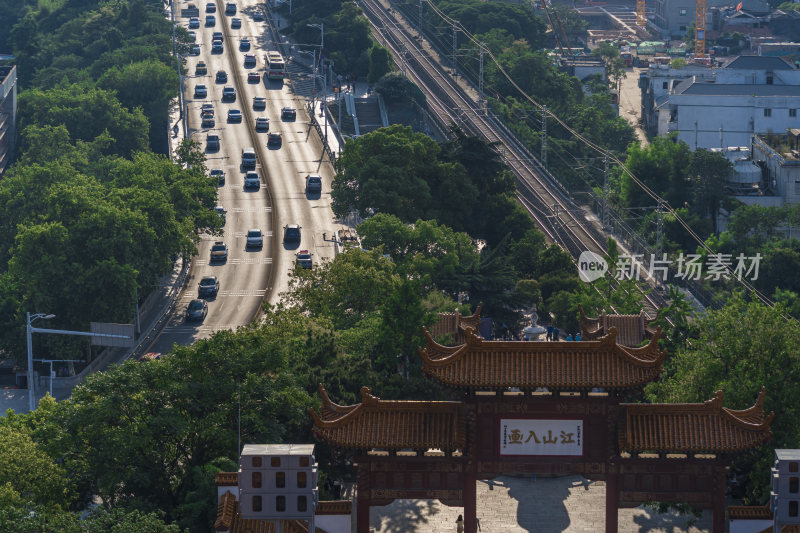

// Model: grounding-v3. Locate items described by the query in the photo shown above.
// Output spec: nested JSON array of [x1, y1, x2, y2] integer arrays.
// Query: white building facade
[[652, 56, 800, 150]]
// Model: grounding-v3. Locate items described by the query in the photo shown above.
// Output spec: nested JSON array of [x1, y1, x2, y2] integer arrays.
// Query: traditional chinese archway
[[310, 314, 773, 533]]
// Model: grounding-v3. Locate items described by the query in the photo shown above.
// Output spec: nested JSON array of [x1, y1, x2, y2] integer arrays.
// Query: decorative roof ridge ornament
[[598, 326, 618, 347], [418, 327, 467, 365], [723, 386, 775, 430], [616, 327, 668, 366], [464, 327, 482, 347], [360, 386, 379, 406]]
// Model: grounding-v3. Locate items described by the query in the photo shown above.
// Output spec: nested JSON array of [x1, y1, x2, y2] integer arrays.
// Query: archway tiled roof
[[579, 304, 659, 347], [619, 388, 774, 453], [310, 384, 466, 452], [418, 326, 666, 390]]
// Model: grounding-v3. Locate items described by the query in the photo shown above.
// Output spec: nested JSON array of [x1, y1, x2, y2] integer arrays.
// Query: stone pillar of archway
[[356, 463, 371, 533], [712, 466, 726, 533], [464, 470, 477, 533], [605, 470, 619, 532]]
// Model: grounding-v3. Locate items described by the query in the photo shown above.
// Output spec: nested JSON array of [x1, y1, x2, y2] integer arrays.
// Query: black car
[[283, 224, 301, 243], [216, 70, 227, 83], [186, 299, 208, 321], [281, 107, 296, 120], [222, 86, 236, 102], [305, 175, 322, 194], [225, 2, 237, 15], [198, 275, 220, 297], [239, 38, 251, 51], [206, 134, 220, 151]]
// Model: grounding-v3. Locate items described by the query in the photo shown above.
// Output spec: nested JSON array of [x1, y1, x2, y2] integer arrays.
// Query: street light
[[26, 312, 55, 412], [307, 23, 324, 87]]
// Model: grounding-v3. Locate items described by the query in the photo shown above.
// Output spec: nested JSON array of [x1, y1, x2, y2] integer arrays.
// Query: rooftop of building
[[775, 449, 800, 460], [721, 55, 796, 70], [673, 79, 800, 96], [0, 65, 14, 82], [241, 444, 315, 456], [756, 130, 800, 160]]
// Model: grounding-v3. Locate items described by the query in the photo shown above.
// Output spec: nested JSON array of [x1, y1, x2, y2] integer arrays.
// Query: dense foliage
[[0, 0, 217, 365]]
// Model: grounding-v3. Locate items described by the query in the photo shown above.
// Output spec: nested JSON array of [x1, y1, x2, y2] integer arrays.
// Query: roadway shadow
[[370, 499, 439, 533]]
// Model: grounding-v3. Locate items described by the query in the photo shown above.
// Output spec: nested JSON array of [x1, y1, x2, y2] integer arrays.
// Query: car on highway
[[190, 44, 201, 55], [247, 72, 261, 83], [188, 30, 197, 41], [253, 10, 265, 21], [295, 250, 313, 269], [222, 86, 236, 102], [240, 37, 251, 51], [281, 107, 296, 120], [243, 54, 256, 68], [195, 61, 207, 75], [267, 132, 282, 147], [198, 275, 220, 297], [189, 17, 200, 28], [283, 224, 301, 243], [201, 102, 214, 116], [215, 205, 226, 224], [212, 41, 223, 53], [305, 175, 322, 194], [186, 299, 208, 321], [231, 17, 241, 28], [255, 117, 269, 131], [227, 109, 242, 123], [210, 168, 225, 185], [216, 70, 227, 83], [244, 171, 261, 190], [246, 229, 263, 249], [205, 15, 215, 26], [210, 242, 228, 262], [225, 2, 237, 15], [194, 84, 207, 98], [212, 31, 224, 41], [241, 146, 256, 169], [206, 134, 220, 151], [201, 114, 215, 128], [205, 2, 215, 12], [253, 96, 266, 110]]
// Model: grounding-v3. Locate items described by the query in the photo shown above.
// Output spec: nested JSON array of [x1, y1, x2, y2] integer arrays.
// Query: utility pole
[[603, 152, 611, 231], [655, 198, 664, 267], [541, 106, 548, 170], [451, 22, 458, 71], [478, 43, 485, 100]]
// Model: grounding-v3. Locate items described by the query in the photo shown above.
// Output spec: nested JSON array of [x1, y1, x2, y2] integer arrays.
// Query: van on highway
[[241, 147, 257, 169]]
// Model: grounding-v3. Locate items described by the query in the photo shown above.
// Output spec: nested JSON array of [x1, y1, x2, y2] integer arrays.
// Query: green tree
[[688, 148, 731, 232], [367, 44, 392, 83], [645, 296, 800, 504]]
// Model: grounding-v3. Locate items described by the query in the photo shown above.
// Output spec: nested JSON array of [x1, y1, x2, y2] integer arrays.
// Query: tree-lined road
[[150, 0, 341, 354]]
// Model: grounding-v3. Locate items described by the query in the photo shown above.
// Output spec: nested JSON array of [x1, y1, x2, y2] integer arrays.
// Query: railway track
[[357, 0, 667, 315]]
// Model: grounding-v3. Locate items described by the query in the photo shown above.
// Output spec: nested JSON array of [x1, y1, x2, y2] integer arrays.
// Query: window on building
[[791, 109, 798, 118], [298, 495, 308, 512], [679, 8, 687, 15], [662, 81, 669, 90], [252, 472, 262, 489], [300, 456, 310, 467], [297, 471, 307, 488], [276, 495, 286, 512], [276, 471, 285, 488], [679, 25, 687, 31], [790, 477, 799, 493], [271, 457, 281, 467], [253, 495, 263, 512], [252, 456, 262, 467], [764, 108, 772, 117], [790, 501, 799, 517], [766, 73, 774, 85], [791, 462, 799, 472]]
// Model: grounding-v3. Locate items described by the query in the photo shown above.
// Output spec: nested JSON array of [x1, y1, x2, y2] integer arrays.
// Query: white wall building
[[652, 56, 800, 150]]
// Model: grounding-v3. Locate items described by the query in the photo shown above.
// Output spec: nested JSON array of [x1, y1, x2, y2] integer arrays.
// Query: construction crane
[[542, 4, 573, 57], [636, 0, 646, 27], [695, 0, 707, 58]]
